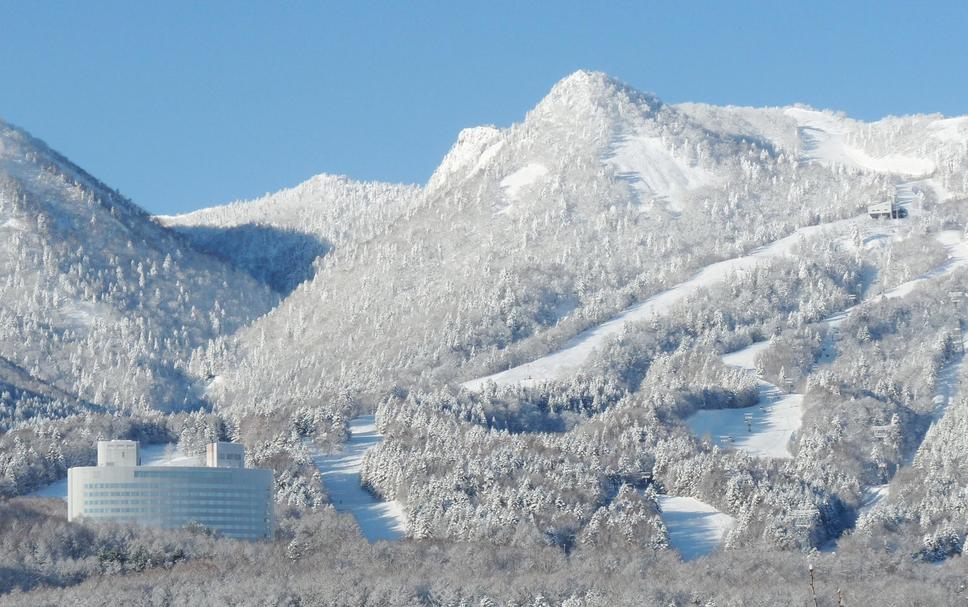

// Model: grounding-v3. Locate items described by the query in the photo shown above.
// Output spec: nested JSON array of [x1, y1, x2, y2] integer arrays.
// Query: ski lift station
[[868, 200, 907, 219], [67, 440, 274, 540]]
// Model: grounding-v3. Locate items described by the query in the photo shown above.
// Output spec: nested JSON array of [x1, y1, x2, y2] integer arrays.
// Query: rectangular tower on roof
[[206, 441, 245, 468], [97, 440, 140, 467]]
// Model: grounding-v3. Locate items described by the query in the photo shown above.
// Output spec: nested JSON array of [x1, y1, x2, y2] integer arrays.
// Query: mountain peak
[[426, 125, 503, 191], [532, 70, 662, 122]]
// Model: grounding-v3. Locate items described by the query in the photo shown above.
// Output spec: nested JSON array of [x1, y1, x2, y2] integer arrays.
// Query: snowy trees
[[4, 74, 968, 602]]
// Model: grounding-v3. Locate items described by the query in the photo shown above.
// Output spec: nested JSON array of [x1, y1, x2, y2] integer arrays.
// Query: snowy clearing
[[1, 217, 26, 231], [500, 163, 548, 200], [309, 415, 406, 542], [58, 301, 106, 330], [929, 332, 967, 426], [657, 495, 734, 560], [858, 484, 891, 517], [853, 335, 966, 525], [605, 130, 713, 213], [686, 341, 803, 459], [464, 214, 864, 390], [929, 117, 968, 143], [786, 108, 935, 176], [693, 225, 968, 461]]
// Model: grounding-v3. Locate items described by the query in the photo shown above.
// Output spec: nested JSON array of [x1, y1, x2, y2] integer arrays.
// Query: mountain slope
[[192, 70, 967, 419], [160, 174, 420, 294], [0, 119, 278, 415]]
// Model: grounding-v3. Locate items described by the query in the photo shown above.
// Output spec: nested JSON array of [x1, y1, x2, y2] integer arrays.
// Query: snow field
[[500, 163, 548, 200], [605, 130, 713, 213], [785, 107, 935, 177], [657, 495, 735, 560]]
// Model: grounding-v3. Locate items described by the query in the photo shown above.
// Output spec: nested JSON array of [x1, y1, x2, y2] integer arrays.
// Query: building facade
[[68, 440, 274, 540]]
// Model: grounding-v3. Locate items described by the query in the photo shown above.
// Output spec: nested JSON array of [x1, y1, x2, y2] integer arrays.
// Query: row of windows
[[82, 509, 268, 525], [134, 470, 266, 480], [83, 489, 267, 499], [84, 500, 269, 512], [82, 509, 268, 522], [82, 500, 266, 514], [82, 512, 268, 537], [83, 481, 263, 490]]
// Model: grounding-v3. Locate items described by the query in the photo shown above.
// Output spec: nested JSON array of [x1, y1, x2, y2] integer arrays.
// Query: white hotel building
[[68, 440, 274, 540]]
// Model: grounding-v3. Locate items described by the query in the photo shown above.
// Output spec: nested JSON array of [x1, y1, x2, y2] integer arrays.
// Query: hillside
[[4, 71, 968, 604], [190, 71, 966, 418], [0, 119, 278, 420], [159, 174, 420, 294]]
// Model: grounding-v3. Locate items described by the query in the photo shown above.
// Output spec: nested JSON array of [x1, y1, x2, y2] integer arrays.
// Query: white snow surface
[[929, 117, 968, 143], [606, 130, 713, 212], [785, 107, 935, 176], [682, 209, 968, 460], [464, 214, 863, 391], [500, 163, 548, 200], [858, 484, 891, 517], [310, 415, 406, 542], [427, 126, 503, 192], [26, 443, 201, 500], [928, 331, 967, 424], [58, 301, 107, 330], [686, 341, 804, 459], [657, 495, 734, 560], [1, 217, 26, 231]]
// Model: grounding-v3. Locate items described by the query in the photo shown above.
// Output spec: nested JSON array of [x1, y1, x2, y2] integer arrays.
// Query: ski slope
[[686, 342, 804, 458], [658, 495, 734, 560], [786, 108, 935, 177], [464, 214, 864, 391], [682, 217, 968, 460], [310, 415, 407, 542], [929, 331, 967, 425], [905, 325, 968, 467], [605, 129, 713, 213], [824, 229, 968, 329]]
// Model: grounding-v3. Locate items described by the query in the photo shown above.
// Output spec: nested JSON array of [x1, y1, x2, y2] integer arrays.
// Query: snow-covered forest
[[3, 71, 968, 605]]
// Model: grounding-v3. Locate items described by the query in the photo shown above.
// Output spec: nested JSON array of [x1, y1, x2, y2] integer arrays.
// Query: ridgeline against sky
[[2, 0, 967, 214]]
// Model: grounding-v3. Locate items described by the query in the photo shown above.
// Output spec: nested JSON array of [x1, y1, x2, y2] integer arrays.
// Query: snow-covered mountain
[[0, 119, 277, 420], [182, 71, 965, 419], [4, 71, 968, 602], [159, 174, 420, 294]]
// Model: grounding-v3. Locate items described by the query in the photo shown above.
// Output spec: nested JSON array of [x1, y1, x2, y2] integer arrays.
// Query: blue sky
[[3, 1, 966, 215]]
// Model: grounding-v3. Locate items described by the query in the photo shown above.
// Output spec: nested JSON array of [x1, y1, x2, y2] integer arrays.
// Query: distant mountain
[[0, 119, 278, 415], [159, 174, 420, 294], [4, 71, 968, 601], [188, 71, 967, 417]]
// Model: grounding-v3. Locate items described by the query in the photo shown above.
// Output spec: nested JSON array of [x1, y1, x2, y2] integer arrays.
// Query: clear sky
[[3, 1, 967, 215]]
